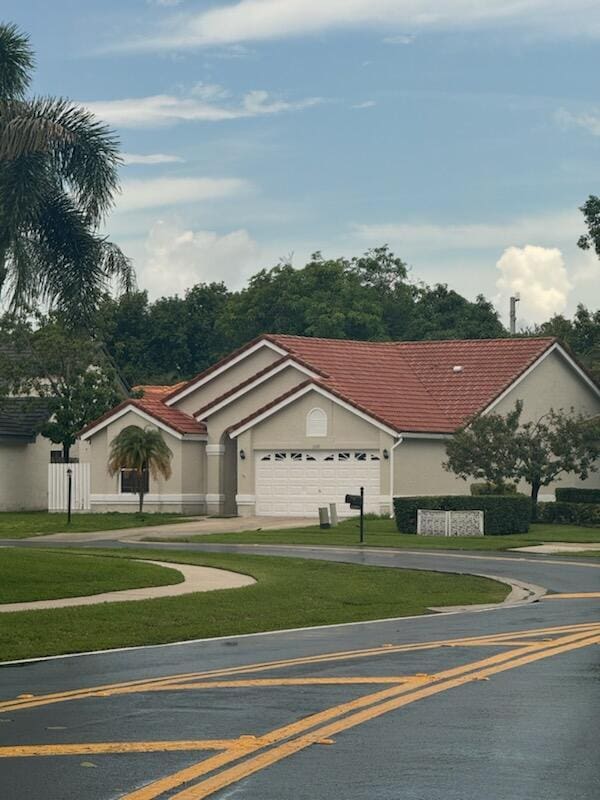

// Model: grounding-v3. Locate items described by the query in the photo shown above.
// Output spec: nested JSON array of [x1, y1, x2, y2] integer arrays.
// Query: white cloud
[[116, 176, 249, 212], [555, 107, 600, 136], [141, 220, 260, 296], [354, 210, 582, 251], [120, 0, 600, 51], [122, 152, 184, 165], [84, 90, 323, 128], [352, 100, 376, 109], [495, 245, 572, 323]]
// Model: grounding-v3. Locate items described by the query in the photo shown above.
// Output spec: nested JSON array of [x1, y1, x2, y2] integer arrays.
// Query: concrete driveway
[[30, 516, 313, 544]]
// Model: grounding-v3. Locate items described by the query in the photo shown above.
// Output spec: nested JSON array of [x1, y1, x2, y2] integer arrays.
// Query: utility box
[[319, 506, 331, 529]]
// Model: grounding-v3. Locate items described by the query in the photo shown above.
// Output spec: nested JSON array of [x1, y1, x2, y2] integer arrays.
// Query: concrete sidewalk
[[0, 559, 256, 612], [23, 516, 313, 544]]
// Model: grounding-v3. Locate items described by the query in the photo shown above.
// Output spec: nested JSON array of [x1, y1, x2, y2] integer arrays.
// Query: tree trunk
[[62, 443, 70, 463], [530, 482, 540, 521], [137, 469, 144, 513]]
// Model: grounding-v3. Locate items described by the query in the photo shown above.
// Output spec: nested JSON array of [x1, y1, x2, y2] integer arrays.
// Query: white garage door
[[255, 450, 382, 517]]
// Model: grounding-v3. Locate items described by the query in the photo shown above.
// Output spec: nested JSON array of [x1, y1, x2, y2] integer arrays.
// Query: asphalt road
[[1, 542, 599, 800]]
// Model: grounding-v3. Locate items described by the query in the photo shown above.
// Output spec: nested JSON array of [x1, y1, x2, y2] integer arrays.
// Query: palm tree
[[108, 426, 172, 513], [0, 23, 134, 323]]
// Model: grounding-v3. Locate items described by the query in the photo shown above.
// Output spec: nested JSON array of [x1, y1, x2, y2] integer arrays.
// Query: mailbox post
[[345, 486, 365, 544]]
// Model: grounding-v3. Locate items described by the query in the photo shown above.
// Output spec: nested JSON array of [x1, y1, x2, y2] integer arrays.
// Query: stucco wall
[[204, 364, 306, 444], [493, 348, 600, 495], [0, 435, 52, 511], [174, 345, 283, 415], [393, 438, 465, 497], [87, 410, 206, 513]]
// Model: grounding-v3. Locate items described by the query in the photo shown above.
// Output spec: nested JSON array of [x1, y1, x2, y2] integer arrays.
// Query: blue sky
[[7, 1, 600, 325]]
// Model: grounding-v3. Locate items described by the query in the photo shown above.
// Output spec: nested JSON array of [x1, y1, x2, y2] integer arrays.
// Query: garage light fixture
[[383, 449, 389, 460], [239, 449, 246, 460]]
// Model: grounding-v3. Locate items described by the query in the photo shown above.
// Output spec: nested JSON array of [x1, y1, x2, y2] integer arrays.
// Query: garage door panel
[[254, 450, 381, 517]]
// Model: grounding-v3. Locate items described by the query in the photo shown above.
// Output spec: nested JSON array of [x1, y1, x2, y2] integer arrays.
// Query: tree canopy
[[94, 246, 506, 386], [0, 22, 132, 323]]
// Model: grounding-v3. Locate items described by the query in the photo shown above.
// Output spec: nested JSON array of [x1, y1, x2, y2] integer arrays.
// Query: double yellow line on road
[[2, 620, 598, 715], [119, 623, 600, 800]]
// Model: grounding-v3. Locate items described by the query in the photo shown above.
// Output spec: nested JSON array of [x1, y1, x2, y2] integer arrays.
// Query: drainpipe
[[388, 436, 404, 518]]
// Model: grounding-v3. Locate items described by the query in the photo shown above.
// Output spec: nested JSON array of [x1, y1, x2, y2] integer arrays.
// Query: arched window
[[306, 407, 327, 437]]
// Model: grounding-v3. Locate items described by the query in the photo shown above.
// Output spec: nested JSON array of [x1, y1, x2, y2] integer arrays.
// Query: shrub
[[394, 495, 531, 536], [554, 487, 600, 504], [537, 501, 600, 527], [471, 482, 518, 496]]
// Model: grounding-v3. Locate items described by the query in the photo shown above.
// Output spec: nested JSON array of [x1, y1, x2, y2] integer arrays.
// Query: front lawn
[[0, 511, 189, 539], [0, 548, 508, 661], [156, 518, 600, 550], [0, 549, 182, 603]]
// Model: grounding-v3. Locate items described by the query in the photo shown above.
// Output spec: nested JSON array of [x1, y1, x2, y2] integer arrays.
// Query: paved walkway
[[33, 516, 313, 544], [0, 560, 255, 613], [512, 541, 600, 554]]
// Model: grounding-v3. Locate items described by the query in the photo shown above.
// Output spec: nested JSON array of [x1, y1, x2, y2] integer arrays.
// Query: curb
[[428, 572, 546, 614]]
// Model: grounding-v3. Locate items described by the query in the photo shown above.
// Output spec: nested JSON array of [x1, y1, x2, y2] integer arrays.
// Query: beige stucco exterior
[[87, 410, 206, 514], [79, 340, 600, 517], [0, 435, 53, 511], [174, 344, 284, 416]]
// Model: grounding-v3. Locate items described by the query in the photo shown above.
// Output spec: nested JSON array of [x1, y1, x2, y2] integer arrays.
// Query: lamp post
[[66, 467, 73, 525]]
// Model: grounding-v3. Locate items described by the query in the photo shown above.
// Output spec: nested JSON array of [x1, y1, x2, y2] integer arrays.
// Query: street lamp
[[66, 467, 73, 525]]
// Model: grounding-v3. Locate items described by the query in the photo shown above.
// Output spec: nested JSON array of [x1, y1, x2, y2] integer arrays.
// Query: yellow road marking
[[3, 621, 597, 714], [169, 629, 600, 800], [544, 592, 600, 599], [138, 677, 422, 690], [0, 741, 236, 758], [119, 626, 600, 800]]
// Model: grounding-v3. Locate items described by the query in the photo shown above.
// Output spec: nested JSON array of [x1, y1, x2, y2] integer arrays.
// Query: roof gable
[[79, 397, 206, 441]]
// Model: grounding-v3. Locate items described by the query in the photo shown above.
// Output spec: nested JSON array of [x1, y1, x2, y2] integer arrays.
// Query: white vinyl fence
[[48, 463, 91, 512]]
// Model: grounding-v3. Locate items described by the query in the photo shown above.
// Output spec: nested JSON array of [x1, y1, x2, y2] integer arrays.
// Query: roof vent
[[452, 365, 464, 373]]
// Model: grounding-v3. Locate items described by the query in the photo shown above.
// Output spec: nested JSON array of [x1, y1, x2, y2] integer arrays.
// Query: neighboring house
[[79, 335, 600, 517], [0, 398, 54, 511]]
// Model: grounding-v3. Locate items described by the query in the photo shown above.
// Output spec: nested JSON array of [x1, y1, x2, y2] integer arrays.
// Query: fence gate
[[48, 463, 91, 512]]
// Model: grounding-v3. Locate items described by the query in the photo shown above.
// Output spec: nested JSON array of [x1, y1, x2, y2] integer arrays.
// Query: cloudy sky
[[8, 0, 600, 326]]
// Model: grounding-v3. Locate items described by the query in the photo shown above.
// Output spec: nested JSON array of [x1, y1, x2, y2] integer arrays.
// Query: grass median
[[0, 511, 189, 539], [154, 518, 600, 550], [0, 549, 182, 603], [0, 547, 508, 662]]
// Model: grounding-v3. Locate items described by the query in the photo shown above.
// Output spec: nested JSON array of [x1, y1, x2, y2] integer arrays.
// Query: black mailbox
[[345, 494, 363, 510]]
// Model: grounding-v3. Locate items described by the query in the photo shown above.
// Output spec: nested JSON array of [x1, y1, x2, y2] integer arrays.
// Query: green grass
[[0, 549, 183, 603], [0, 548, 508, 661], [157, 518, 600, 550], [0, 511, 189, 539]]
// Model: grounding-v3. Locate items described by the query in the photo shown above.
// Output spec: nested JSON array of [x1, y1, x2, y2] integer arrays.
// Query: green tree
[[577, 194, 600, 260], [444, 401, 600, 516], [0, 315, 121, 461], [515, 408, 600, 513], [443, 402, 523, 492], [108, 426, 172, 512], [0, 23, 133, 322]]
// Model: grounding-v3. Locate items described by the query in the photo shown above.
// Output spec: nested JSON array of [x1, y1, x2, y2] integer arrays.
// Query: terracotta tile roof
[[260, 334, 559, 433], [133, 382, 187, 399], [79, 397, 206, 438]]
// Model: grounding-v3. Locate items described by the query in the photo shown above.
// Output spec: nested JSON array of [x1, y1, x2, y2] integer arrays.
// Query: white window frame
[[306, 407, 328, 437]]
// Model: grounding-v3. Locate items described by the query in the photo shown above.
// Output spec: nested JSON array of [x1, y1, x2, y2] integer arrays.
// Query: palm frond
[[0, 97, 120, 222], [0, 23, 34, 100]]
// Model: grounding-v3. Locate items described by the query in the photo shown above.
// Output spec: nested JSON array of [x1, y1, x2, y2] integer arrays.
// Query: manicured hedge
[[537, 501, 600, 527], [471, 482, 517, 496], [555, 487, 600, 504], [394, 495, 531, 535]]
